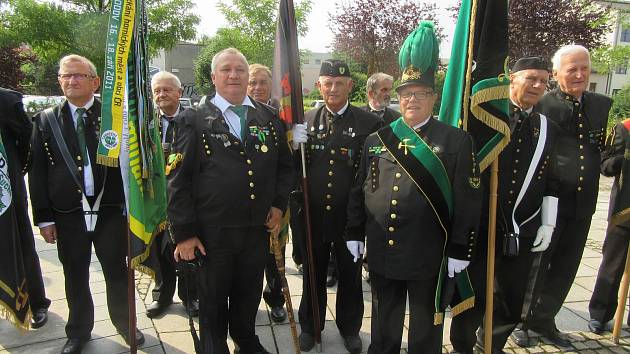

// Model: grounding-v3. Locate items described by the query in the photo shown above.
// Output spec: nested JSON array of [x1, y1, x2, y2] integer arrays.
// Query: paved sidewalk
[[2, 176, 630, 353]]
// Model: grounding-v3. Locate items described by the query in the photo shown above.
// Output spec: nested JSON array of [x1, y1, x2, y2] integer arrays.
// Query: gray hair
[[366, 72, 394, 93], [551, 45, 591, 70], [211, 48, 249, 73], [249, 63, 272, 79], [58, 54, 98, 77], [151, 71, 182, 89]]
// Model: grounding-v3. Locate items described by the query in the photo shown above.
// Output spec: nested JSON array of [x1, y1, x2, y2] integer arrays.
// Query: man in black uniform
[[29, 54, 143, 354], [290, 59, 382, 353], [346, 22, 480, 353], [361, 72, 400, 125], [515, 45, 613, 347], [0, 88, 51, 329], [588, 119, 628, 334], [167, 48, 295, 354], [145, 71, 198, 318]]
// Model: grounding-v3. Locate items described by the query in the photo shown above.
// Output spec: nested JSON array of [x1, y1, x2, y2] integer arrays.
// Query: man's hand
[[39, 225, 57, 244], [174, 237, 206, 261], [346, 240, 364, 262], [447, 257, 470, 278], [291, 123, 308, 150], [265, 207, 283, 234], [531, 225, 554, 252]]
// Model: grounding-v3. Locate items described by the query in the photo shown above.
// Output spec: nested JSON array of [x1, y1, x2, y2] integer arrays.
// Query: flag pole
[[284, 0, 322, 349], [127, 226, 137, 353], [484, 159, 498, 353], [270, 229, 301, 354], [612, 243, 630, 343]]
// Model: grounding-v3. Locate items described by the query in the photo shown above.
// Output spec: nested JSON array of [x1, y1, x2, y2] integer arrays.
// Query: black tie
[[510, 109, 527, 133], [371, 109, 385, 118], [75, 108, 88, 166], [164, 116, 175, 144]]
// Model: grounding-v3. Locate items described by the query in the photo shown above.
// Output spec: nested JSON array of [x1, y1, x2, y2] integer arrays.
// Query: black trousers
[[151, 230, 197, 304], [589, 224, 630, 324], [198, 226, 268, 354], [525, 216, 592, 331], [298, 237, 363, 336], [368, 272, 442, 354], [55, 207, 129, 339], [263, 246, 286, 308]]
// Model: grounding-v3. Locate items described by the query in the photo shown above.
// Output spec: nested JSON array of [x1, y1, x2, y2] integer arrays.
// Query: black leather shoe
[[185, 300, 199, 317], [510, 328, 538, 347], [299, 332, 315, 352], [270, 306, 287, 323], [61, 337, 87, 354], [588, 319, 605, 334], [326, 274, 337, 287], [342, 334, 362, 354], [31, 308, 48, 329], [533, 326, 570, 347], [146, 300, 170, 318], [119, 328, 145, 346]]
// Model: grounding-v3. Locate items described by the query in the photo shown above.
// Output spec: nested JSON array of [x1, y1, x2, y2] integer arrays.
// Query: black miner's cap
[[319, 59, 351, 77], [512, 56, 551, 73]]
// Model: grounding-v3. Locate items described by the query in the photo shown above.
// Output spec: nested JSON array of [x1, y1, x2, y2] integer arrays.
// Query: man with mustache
[[361, 72, 400, 125]]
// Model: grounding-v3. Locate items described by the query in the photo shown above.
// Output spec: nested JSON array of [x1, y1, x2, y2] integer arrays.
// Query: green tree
[[194, 0, 312, 94], [610, 84, 630, 123]]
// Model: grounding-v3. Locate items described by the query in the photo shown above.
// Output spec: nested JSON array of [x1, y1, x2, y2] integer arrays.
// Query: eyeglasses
[[58, 73, 94, 81], [399, 91, 434, 101]]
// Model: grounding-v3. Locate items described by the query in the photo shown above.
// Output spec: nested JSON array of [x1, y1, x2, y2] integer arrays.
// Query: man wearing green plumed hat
[[345, 21, 481, 353]]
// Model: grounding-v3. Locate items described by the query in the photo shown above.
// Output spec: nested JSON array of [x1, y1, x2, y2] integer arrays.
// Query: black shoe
[[588, 319, 605, 334], [326, 275, 337, 287], [270, 306, 287, 323], [31, 308, 48, 329], [511, 328, 538, 347], [146, 300, 170, 318], [185, 300, 199, 317], [299, 332, 315, 352], [61, 337, 87, 354], [119, 328, 145, 346], [532, 326, 570, 347], [342, 334, 362, 354]]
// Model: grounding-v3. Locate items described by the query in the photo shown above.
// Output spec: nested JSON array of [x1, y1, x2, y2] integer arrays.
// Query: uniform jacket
[[495, 107, 560, 238], [302, 104, 383, 242], [167, 98, 295, 242], [360, 105, 401, 125], [346, 118, 481, 280], [536, 88, 612, 218], [601, 121, 629, 226], [29, 99, 125, 224]]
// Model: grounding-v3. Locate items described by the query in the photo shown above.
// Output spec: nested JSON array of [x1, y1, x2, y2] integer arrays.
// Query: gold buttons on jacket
[[388, 239, 394, 246], [391, 200, 398, 206], [250, 194, 256, 200], [247, 159, 252, 164], [395, 172, 401, 178], [327, 182, 332, 188], [326, 205, 332, 211], [393, 186, 399, 192], [329, 159, 334, 165], [249, 182, 255, 187], [326, 194, 332, 199], [328, 171, 333, 176], [248, 170, 253, 176], [390, 214, 397, 219], [388, 226, 395, 232]]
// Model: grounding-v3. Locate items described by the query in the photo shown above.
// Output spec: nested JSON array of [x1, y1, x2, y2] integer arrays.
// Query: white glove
[[447, 257, 470, 278], [346, 241, 365, 263], [531, 196, 558, 252], [291, 123, 308, 149]]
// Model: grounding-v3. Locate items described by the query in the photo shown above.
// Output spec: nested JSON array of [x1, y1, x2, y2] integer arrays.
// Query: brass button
[[391, 200, 398, 206], [330, 149, 335, 154], [77, 155, 82, 161], [513, 169, 517, 174], [512, 180, 516, 184], [329, 159, 334, 165], [205, 145, 209, 149], [249, 182, 254, 187], [395, 172, 402, 178], [240, 151, 245, 155], [509, 190, 514, 194], [579, 177, 584, 181], [577, 187, 582, 191], [516, 148, 520, 153], [78, 166, 83, 171], [393, 186, 399, 192], [234, 141, 240, 146], [579, 124, 583, 128], [328, 171, 333, 176], [388, 239, 394, 246], [248, 170, 254, 176], [579, 134, 583, 139], [390, 214, 397, 219], [580, 166, 585, 170], [515, 160, 519, 164], [579, 145, 583, 149], [326, 194, 332, 199], [327, 182, 333, 188], [388, 226, 395, 232], [580, 155, 584, 160], [250, 194, 256, 200], [326, 205, 332, 211], [247, 159, 252, 164], [77, 189, 81, 194]]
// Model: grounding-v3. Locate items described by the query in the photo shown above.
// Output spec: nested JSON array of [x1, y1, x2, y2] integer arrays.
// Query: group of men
[[0, 17, 623, 354]]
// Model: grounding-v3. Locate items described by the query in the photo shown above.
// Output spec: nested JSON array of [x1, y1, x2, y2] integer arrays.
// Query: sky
[[193, 0, 460, 55]]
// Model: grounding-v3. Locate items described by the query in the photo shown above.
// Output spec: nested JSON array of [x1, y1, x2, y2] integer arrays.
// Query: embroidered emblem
[[100, 130, 119, 150], [165, 153, 183, 176], [397, 138, 415, 155], [432, 146, 441, 153], [469, 176, 481, 189]]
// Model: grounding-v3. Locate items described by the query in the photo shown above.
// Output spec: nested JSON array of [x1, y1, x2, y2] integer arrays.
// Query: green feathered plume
[[397, 21, 439, 89]]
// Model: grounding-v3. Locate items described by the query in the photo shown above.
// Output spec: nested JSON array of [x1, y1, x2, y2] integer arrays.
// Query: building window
[[589, 82, 597, 92], [315, 59, 321, 64], [621, 27, 630, 42], [616, 62, 628, 75]]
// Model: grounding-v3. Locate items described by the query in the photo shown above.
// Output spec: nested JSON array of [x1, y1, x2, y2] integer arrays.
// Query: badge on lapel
[[165, 153, 183, 176]]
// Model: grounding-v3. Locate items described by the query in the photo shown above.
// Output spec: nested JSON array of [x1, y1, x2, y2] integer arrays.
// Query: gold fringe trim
[[434, 312, 444, 325], [96, 155, 119, 167], [129, 220, 167, 280], [451, 296, 475, 317], [470, 85, 511, 172], [0, 299, 31, 332]]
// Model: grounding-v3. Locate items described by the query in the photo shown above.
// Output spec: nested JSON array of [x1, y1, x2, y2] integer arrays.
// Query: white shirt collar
[[368, 102, 384, 112], [510, 100, 534, 115], [212, 93, 256, 114], [160, 105, 181, 119], [412, 116, 432, 130], [326, 101, 349, 116], [68, 96, 95, 119]]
